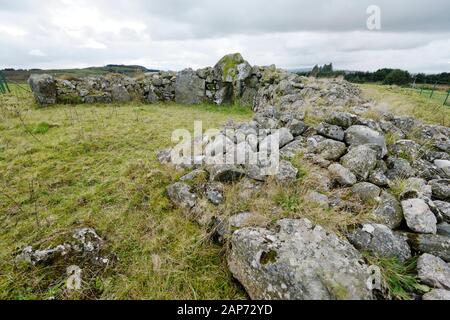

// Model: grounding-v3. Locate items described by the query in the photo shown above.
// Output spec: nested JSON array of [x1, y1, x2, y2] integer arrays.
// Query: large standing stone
[[340, 145, 378, 181], [345, 125, 388, 157], [347, 223, 411, 262], [401, 198, 437, 234], [28, 74, 57, 105], [417, 254, 450, 290], [175, 68, 206, 104], [111, 84, 131, 102], [227, 219, 373, 300]]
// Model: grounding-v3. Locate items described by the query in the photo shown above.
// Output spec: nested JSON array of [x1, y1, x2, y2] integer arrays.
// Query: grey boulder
[[347, 223, 411, 262], [227, 219, 373, 300], [423, 289, 450, 300], [167, 182, 197, 209], [372, 191, 403, 229], [401, 198, 437, 234], [328, 163, 357, 187], [314, 139, 347, 161], [28, 74, 57, 105], [316, 122, 345, 141], [175, 68, 206, 105], [345, 125, 388, 157], [351, 182, 381, 204], [417, 254, 450, 290], [429, 179, 450, 201], [340, 145, 378, 181]]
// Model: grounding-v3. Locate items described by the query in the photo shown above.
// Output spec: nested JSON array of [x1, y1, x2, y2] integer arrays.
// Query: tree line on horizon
[[297, 64, 450, 87]]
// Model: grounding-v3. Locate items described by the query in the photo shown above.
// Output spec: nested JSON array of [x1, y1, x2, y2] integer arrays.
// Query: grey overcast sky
[[1, 0, 449, 72]]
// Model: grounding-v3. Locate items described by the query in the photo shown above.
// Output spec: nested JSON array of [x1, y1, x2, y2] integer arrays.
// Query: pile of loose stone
[[161, 64, 450, 300]]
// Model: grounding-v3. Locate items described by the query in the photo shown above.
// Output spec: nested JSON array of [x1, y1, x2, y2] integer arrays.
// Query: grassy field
[[0, 85, 252, 300], [359, 84, 450, 127]]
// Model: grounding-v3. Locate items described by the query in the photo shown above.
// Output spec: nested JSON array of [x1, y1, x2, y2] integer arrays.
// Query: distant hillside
[[2, 65, 159, 82]]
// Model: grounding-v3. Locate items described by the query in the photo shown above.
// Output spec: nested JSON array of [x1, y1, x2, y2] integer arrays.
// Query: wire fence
[[410, 79, 450, 106]]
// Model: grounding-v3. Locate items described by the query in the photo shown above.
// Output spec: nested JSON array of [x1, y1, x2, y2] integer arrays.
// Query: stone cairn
[[28, 54, 450, 300]]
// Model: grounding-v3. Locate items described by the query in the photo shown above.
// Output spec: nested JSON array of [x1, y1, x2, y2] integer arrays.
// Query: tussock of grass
[[364, 254, 427, 300]]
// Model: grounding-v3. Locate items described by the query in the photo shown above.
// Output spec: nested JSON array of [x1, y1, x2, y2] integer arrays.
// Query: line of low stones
[[163, 105, 450, 300]]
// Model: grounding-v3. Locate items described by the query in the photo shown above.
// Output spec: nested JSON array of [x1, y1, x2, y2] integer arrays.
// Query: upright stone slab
[[175, 68, 206, 105]]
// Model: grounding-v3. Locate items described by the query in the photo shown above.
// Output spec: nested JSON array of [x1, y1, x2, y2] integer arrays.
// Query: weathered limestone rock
[[401, 198, 437, 234], [316, 123, 345, 141], [340, 145, 378, 181], [175, 68, 206, 105], [207, 164, 245, 183], [429, 179, 450, 201], [275, 160, 298, 182], [347, 223, 411, 262], [397, 232, 450, 262], [351, 182, 381, 204], [423, 289, 450, 300], [314, 139, 347, 161], [385, 157, 416, 180], [111, 84, 131, 102], [417, 254, 450, 290], [227, 219, 373, 300], [435, 201, 450, 222], [434, 160, 450, 178], [206, 182, 224, 205], [328, 163, 357, 187], [389, 140, 422, 161], [345, 125, 388, 157], [372, 191, 403, 229], [167, 182, 197, 209], [399, 178, 432, 200], [15, 228, 104, 265], [325, 112, 358, 129], [28, 74, 57, 105], [305, 191, 330, 209]]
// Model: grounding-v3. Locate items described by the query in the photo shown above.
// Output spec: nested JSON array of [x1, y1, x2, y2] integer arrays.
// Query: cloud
[[29, 49, 47, 57], [0, 0, 449, 73]]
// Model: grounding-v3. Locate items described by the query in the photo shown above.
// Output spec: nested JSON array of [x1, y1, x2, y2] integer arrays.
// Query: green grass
[[0, 89, 252, 300], [359, 84, 450, 127], [364, 254, 427, 300]]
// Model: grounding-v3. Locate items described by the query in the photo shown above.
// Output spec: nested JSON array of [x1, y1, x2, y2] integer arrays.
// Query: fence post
[[430, 81, 437, 98], [444, 90, 450, 106], [0, 71, 10, 93]]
